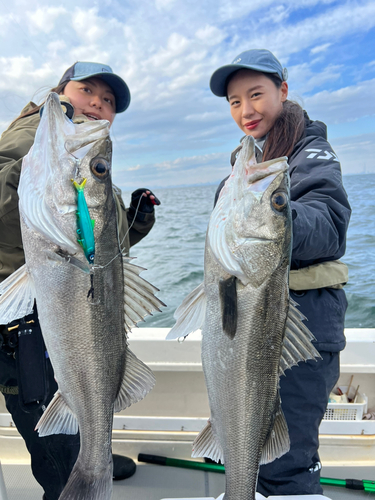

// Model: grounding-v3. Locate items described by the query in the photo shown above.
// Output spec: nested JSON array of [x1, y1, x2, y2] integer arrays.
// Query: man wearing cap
[[0, 61, 159, 499]]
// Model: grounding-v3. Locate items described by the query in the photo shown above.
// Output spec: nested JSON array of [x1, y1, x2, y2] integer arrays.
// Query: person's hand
[[131, 188, 161, 213], [39, 95, 74, 120]]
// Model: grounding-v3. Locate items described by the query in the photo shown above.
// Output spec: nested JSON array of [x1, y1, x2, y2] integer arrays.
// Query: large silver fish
[[167, 136, 320, 499], [0, 93, 164, 500]]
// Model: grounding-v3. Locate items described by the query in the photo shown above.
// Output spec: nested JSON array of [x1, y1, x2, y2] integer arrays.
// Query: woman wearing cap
[[209, 50, 351, 496], [0, 62, 159, 500]]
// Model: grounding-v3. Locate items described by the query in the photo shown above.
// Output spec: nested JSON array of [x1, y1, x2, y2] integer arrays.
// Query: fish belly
[[23, 226, 125, 478], [202, 248, 287, 500]]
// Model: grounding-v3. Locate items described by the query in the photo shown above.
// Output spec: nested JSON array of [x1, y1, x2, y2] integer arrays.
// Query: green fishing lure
[[71, 178, 95, 264]]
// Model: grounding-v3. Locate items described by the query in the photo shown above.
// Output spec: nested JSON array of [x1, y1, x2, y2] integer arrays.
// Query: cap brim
[[210, 64, 278, 97], [71, 72, 131, 113]]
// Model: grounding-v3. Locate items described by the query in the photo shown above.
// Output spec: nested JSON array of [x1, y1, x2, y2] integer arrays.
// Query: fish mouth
[[247, 237, 274, 243], [234, 236, 274, 246]]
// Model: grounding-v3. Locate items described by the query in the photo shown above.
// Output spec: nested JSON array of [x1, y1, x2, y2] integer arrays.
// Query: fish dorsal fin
[[36, 391, 78, 437], [279, 300, 321, 377], [123, 257, 165, 332], [260, 397, 290, 465], [0, 265, 35, 324], [114, 348, 156, 412], [191, 419, 225, 464], [166, 282, 206, 339]]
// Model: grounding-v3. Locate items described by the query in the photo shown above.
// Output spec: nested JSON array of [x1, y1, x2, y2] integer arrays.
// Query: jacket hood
[[303, 111, 327, 140]]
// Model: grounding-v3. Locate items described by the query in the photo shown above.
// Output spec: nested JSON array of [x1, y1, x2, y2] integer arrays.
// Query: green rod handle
[[138, 455, 375, 492]]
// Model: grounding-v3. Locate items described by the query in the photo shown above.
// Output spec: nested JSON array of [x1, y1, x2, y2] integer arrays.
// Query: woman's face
[[227, 69, 288, 139], [63, 78, 116, 125]]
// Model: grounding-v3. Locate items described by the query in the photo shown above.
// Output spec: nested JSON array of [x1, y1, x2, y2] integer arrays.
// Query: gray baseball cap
[[210, 49, 288, 97], [59, 61, 131, 113]]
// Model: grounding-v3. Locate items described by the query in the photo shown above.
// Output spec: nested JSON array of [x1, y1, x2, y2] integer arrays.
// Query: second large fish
[[167, 135, 320, 499]]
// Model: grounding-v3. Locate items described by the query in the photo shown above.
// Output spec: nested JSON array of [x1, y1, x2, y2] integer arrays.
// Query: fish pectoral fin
[[260, 400, 290, 465], [114, 348, 156, 412], [219, 276, 237, 339], [36, 391, 78, 437], [166, 282, 206, 340], [123, 257, 166, 332], [191, 419, 224, 464], [279, 300, 322, 376], [0, 264, 35, 324]]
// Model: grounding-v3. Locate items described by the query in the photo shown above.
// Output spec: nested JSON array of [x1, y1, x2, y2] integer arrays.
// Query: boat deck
[[1, 462, 375, 499], [1, 328, 375, 499]]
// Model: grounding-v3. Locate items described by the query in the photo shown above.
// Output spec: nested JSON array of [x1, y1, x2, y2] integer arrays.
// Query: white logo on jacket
[[305, 149, 339, 162]]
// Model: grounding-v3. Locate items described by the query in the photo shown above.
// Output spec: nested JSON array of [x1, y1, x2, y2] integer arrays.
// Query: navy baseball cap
[[210, 49, 288, 97], [59, 62, 131, 113]]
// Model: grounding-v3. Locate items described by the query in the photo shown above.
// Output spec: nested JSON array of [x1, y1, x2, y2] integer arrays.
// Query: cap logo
[[101, 68, 110, 72], [233, 58, 241, 63]]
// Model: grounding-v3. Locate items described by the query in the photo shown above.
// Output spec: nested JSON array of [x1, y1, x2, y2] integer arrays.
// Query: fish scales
[[168, 135, 320, 500], [203, 247, 288, 499], [0, 93, 163, 500], [23, 186, 124, 477]]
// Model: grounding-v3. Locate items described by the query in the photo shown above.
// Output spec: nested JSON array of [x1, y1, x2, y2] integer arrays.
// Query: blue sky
[[0, 0, 374, 190]]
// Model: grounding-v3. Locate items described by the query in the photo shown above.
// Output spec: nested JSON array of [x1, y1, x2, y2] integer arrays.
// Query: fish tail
[[58, 458, 112, 500]]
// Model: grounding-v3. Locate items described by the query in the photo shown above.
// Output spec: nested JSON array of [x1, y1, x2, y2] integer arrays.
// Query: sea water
[[123, 174, 375, 329]]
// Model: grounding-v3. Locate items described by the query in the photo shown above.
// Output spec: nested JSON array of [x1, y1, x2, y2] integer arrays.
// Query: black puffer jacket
[[215, 113, 351, 352]]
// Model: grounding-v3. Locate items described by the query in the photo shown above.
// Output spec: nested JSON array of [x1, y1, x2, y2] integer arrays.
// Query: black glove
[[129, 189, 160, 222]]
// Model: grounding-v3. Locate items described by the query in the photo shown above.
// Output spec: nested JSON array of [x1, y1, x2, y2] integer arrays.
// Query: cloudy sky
[[1, 0, 374, 190]]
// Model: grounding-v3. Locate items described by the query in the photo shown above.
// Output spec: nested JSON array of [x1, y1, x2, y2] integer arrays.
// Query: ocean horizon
[[123, 173, 375, 330]]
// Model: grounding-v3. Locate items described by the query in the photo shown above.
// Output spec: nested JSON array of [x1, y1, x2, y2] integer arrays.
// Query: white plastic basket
[[323, 386, 368, 421]]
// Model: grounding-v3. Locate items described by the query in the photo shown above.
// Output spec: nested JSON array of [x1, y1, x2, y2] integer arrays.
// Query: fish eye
[[90, 157, 110, 180], [271, 191, 288, 211]]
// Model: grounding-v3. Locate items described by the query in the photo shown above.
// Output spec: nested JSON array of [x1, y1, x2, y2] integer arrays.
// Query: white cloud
[[217, 0, 336, 22], [252, 2, 375, 61], [195, 25, 225, 46], [331, 132, 375, 174], [114, 151, 231, 189], [288, 63, 342, 94], [0, 0, 375, 190], [47, 40, 67, 55], [0, 56, 55, 94], [71, 8, 107, 44], [185, 111, 227, 121], [155, 0, 176, 10], [310, 43, 331, 54], [304, 78, 375, 124], [27, 6, 67, 34], [155, 151, 227, 170]]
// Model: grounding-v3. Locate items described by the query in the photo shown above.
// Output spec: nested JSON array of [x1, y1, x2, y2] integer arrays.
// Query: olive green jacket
[[0, 103, 155, 283]]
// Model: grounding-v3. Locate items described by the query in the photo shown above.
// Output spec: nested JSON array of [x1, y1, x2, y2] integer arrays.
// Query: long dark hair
[[227, 71, 305, 161], [262, 75, 305, 161], [10, 82, 68, 126]]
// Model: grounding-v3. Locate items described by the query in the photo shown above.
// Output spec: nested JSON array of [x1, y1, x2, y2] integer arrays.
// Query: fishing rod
[[138, 454, 375, 493]]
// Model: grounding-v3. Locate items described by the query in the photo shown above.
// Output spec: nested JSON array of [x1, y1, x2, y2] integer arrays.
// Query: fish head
[[19, 92, 112, 255], [208, 135, 291, 287], [73, 134, 115, 238]]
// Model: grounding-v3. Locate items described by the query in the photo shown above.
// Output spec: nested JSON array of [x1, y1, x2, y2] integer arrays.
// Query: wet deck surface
[[2, 463, 374, 500]]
